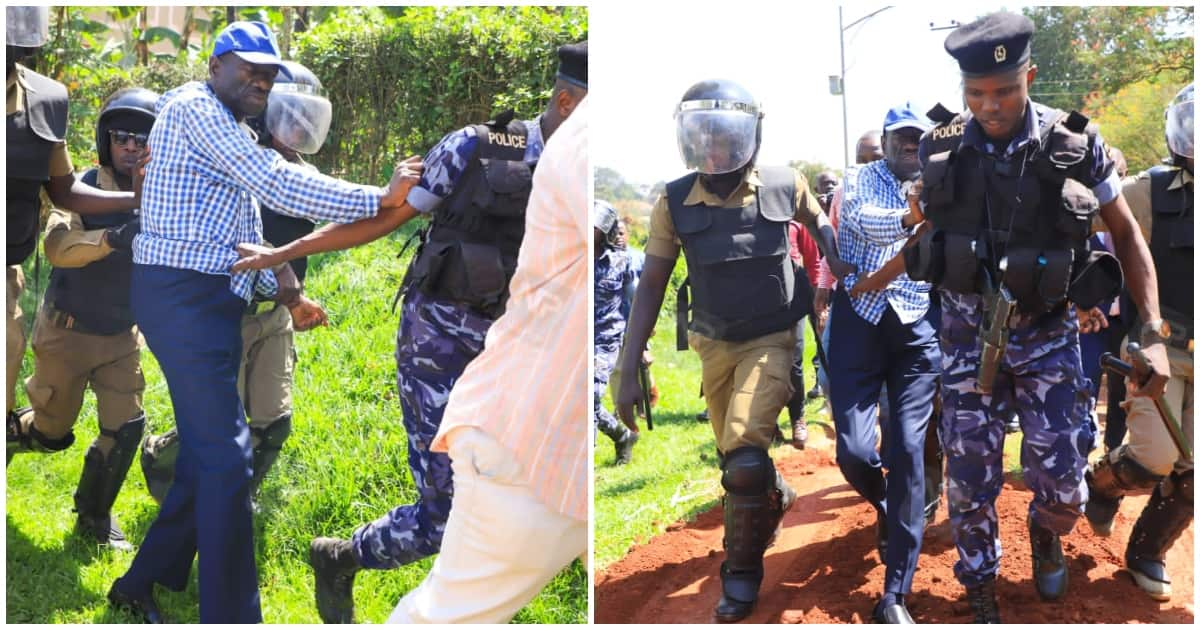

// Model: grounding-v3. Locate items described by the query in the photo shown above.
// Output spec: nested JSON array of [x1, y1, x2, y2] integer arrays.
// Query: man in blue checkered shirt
[[106, 21, 420, 624], [827, 103, 942, 624]]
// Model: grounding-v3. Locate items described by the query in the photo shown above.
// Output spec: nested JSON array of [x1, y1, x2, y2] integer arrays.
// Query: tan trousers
[[24, 306, 144, 454], [7, 265, 26, 412], [691, 327, 795, 453], [1121, 343, 1194, 475], [237, 303, 295, 431]]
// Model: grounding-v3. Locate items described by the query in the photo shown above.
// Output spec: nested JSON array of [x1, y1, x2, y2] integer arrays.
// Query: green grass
[[594, 304, 1028, 571], [6, 224, 585, 624]]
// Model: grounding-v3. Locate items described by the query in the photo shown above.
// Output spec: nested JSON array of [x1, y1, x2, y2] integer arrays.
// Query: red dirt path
[[595, 434, 1194, 624]]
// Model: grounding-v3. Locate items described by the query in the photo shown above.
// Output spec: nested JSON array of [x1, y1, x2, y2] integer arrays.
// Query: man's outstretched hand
[[381, 156, 424, 208]]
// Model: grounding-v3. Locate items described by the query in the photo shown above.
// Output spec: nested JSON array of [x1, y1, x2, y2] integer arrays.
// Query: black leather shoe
[[714, 593, 755, 623], [872, 598, 914, 624], [1029, 519, 1068, 601], [108, 578, 164, 624]]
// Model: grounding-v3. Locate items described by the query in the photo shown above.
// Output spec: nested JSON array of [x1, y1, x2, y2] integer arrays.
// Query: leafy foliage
[[1084, 79, 1185, 175], [1024, 6, 1194, 112]]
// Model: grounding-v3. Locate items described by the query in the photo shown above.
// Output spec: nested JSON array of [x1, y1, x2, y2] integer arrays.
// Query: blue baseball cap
[[882, 102, 932, 133], [212, 21, 292, 79]]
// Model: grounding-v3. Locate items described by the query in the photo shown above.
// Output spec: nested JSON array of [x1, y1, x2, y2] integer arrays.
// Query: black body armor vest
[[7, 65, 68, 266], [261, 206, 316, 284], [403, 113, 534, 319], [910, 103, 1118, 315], [44, 169, 137, 335], [1148, 166, 1193, 327], [668, 166, 810, 343]]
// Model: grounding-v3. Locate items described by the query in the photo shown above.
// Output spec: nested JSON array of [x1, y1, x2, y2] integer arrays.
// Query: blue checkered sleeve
[[837, 160, 930, 325]]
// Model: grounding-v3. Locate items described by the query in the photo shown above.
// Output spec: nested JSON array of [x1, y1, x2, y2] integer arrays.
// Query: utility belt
[[42, 303, 130, 337], [401, 236, 510, 320], [905, 229, 1123, 315]]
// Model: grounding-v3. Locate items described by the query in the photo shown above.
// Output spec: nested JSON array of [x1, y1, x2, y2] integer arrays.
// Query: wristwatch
[[1139, 318, 1171, 345]]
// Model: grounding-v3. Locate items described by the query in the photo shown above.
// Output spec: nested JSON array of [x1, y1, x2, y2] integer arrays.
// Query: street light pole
[[839, 5, 848, 171], [837, 5, 894, 172]]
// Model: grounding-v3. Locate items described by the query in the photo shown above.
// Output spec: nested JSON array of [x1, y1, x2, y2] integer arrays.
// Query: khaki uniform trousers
[[691, 327, 795, 453], [237, 303, 295, 433], [7, 265, 26, 412], [1121, 343, 1194, 475], [23, 305, 144, 454]]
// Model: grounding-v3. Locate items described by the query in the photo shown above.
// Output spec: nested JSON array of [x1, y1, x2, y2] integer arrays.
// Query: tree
[[1025, 6, 1194, 112], [1085, 79, 1183, 175], [786, 159, 840, 191], [595, 166, 641, 203]]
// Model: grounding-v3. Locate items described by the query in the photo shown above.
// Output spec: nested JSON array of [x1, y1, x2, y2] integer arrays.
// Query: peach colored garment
[[433, 97, 589, 521]]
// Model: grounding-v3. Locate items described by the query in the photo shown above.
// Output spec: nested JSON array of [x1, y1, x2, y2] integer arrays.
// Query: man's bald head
[[855, 130, 883, 164]]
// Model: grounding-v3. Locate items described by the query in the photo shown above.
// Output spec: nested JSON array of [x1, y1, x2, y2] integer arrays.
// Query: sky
[[589, 1, 1034, 186]]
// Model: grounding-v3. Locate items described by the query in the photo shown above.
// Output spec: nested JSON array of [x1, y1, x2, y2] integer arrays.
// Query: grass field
[[593, 289, 1028, 572], [5, 224, 586, 624]]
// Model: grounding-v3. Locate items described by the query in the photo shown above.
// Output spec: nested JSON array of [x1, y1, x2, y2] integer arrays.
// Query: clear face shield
[[674, 100, 760, 175], [1165, 84, 1194, 159], [594, 201, 619, 245], [265, 83, 332, 155], [6, 6, 49, 48]]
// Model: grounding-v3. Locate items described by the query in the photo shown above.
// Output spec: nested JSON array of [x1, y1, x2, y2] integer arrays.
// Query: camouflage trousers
[[594, 343, 621, 440], [352, 290, 491, 570], [939, 290, 1096, 587]]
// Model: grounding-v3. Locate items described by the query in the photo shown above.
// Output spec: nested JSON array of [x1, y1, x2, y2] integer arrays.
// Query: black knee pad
[[101, 414, 146, 452], [28, 424, 75, 452], [252, 414, 292, 452], [721, 447, 774, 496]]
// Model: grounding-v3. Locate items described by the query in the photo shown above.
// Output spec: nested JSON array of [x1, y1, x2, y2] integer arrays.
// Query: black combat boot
[[964, 578, 1001, 623], [249, 415, 292, 502], [1028, 518, 1068, 601], [74, 417, 144, 551], [310, 537, 361, 623], [1125, 469, 1193, 601], [140, 428, 179, 505], [1084, 447, 1163, 536], [7, 407, 74, 465], [600, 420, 638, 466], [715, 448, 789, 623]]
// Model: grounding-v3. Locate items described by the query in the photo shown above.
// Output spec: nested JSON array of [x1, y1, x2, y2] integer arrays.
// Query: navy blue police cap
[[557, 40, 587, 89], [944, 12, 1034, 77]]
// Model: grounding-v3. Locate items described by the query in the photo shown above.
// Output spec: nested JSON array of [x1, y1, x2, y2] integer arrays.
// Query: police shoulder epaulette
[[484, 109, 516, 129]]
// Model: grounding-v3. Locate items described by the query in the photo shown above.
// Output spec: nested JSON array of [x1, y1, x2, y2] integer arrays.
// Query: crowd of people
[[594, 11, 1192, 625]]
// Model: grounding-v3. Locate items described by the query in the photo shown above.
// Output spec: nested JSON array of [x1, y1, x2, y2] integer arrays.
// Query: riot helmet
[[1165, 83, 1193, 160], [264, 60, 331, 155], [594, 200, 620, 246], [674, 80, 762, 175], [6, 6, 49, 48], [96, 88, 158, 168]]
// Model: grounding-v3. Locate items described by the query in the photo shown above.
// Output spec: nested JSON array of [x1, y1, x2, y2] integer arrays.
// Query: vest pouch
[[1067, 249, 1123, 310], [458, 241, 506, 305], [476, 158, 532, 218], [940, 233, 979, 294], [904, 228, 945, 284], [921, 150, 956, 207], [1056, 179, 1098, 244], [1004, 248, 1071, 313], [410, 240, 455, 296], [1044, 122, 1089, 170]]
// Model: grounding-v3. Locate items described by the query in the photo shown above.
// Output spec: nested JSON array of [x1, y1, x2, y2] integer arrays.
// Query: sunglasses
[[109, 130, 150, 148]]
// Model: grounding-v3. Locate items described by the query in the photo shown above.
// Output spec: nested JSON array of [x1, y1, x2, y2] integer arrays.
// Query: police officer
[[615, 79, 850, 622], [232, 42, 588, 623], [907, 13, 1171, 622], [594, 200, 639, 465], [1084, 82, 1193, 602], [6, 7, 140, 442], [140, 60, 331, 507], [6, 87, 155, 551]]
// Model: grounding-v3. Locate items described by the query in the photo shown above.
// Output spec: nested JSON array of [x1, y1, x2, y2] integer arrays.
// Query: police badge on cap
[[945, 12, 1034, 77]]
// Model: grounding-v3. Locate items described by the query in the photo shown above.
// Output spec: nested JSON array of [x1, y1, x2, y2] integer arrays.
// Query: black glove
[[105, 216, 141, 252]]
